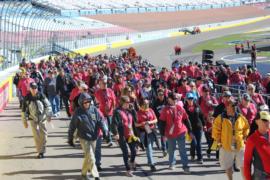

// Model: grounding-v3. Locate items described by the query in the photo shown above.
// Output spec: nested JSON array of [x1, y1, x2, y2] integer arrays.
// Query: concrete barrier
[[110, 40, 133, 48]]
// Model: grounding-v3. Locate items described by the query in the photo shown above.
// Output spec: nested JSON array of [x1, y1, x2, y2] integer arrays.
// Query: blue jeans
[[95, 136, 102, 167], [167, 132, 189, 168], [49, 95, 60, 114], [190, 130, 203, 160], [105, 116, 112, 143], [140, 132, 155, 165], [118, 138, 137, 171]]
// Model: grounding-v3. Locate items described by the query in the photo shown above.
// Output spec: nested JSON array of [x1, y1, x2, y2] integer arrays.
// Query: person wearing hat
[[159, 92, 192, 173], [212, 95, 250, 180], [184, 92, 205, 164], [198, 85, 218, 120], [238, 93, 257, 125], [244, 111, 270, 180], [21, 82, 53, 159], [68, 93, 107, 180]]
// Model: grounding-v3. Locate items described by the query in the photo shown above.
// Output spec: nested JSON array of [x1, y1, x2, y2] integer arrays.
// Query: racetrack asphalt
[[1, 18, 270, 180]]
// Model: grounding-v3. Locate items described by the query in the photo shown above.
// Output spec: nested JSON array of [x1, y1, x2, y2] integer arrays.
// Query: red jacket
[[18, 78, 35, 97], [95, 88, 116, 116], [159, 105, 188, 138], [137, 108, 156, 130], [244, 130, 270, 180], [238, 103, 257, 124]]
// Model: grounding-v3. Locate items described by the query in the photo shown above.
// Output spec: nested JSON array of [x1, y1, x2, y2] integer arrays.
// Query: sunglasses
[[83, 101, 91, 105], [261, 119, 270, 123]]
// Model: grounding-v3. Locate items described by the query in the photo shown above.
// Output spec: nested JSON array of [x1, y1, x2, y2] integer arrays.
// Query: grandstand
[[31, 0, 267, 16]]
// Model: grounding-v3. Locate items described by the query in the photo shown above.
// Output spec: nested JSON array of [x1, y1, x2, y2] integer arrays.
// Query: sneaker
[[125, 170, 133, 177], [97, 166, 103, 172], [81, 175, 90, 180], [234, 164, 240, 172], [169, 165, 175, 170], [94, 178, 100, 180], [197, 159, 203, 164], [162, 151, 167, 157], [108, 142, 114, 147], [150, 165, 157, 172], [183, 167, 191, 174], [37, 153, 44, 159], [207, 153, 211, 159], [190, 156, 195, 161]]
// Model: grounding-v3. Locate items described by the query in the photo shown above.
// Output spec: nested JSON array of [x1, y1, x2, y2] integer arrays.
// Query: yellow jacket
[[212, 113, 249, 151]]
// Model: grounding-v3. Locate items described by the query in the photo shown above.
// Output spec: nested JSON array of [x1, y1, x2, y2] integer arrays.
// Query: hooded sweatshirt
[[68, 93, 107, 141]]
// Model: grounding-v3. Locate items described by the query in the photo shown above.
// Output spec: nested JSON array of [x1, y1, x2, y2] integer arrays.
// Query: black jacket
[[68, 93, 106, 141], [184, 103, 205, 131]]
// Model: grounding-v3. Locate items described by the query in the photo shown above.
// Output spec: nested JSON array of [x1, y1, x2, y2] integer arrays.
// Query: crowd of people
[[14, 49, 270, 180]]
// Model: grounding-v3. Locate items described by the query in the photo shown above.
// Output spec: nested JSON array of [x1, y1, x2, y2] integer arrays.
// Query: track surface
[[1, 18, 270, 180]]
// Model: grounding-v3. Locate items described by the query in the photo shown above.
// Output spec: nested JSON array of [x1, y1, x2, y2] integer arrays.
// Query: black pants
[[61, 95, 71, 117]]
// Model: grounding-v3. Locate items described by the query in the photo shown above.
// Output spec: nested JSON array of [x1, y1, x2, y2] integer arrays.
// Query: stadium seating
[[32, 0, 246, 11]]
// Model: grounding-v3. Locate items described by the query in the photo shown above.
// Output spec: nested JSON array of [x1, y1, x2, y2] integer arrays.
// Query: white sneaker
[[169, 165, 175, 170]]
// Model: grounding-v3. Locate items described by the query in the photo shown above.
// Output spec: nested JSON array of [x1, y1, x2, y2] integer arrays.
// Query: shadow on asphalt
[[0, 151, 36, 160]]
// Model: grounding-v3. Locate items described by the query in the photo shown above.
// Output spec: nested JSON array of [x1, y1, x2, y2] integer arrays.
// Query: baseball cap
[[242, 93, 251, 101], [30, 82, 38, 89], [222, 91, 232, 97], [186, 93, 194, 99], [257, 111, 270, 122]]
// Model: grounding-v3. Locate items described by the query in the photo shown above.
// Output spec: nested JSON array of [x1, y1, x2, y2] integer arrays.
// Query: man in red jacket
[[244, 111, 270, 180]]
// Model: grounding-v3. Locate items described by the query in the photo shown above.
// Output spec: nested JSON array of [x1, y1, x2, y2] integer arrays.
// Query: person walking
[[43, 70, 60, 117], [212, 98, 250, 180], [21, 82, 52, 158], [95, 77, 116, 147], [68, 93, 107, 180], [184, 93, 205, 164], [136, 98, 158, 171], [159, 92, 192, 174], [244, 111, 270, 180], [111, 96, 139, 177]]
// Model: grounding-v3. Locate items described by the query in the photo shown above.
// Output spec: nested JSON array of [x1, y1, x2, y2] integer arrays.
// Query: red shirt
[[95, 88, 116, 116], [118, 109, 134, 139], [244, 130, 270, 180], [238, 103, 257, 124], [249, 72, 262, 83], [199, 95, 218, 118], [17, 78, 35, 97], [159, 105, 188, 138], [137, 108, 156, 130], [251, 93, 265, 106], [177, 85, 191, 98]]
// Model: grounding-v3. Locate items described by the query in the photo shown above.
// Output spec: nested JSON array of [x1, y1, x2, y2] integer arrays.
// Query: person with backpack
[[21, 82, 52, 159], [212, 97, 250, 180], [244, 111, 270, 180]]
